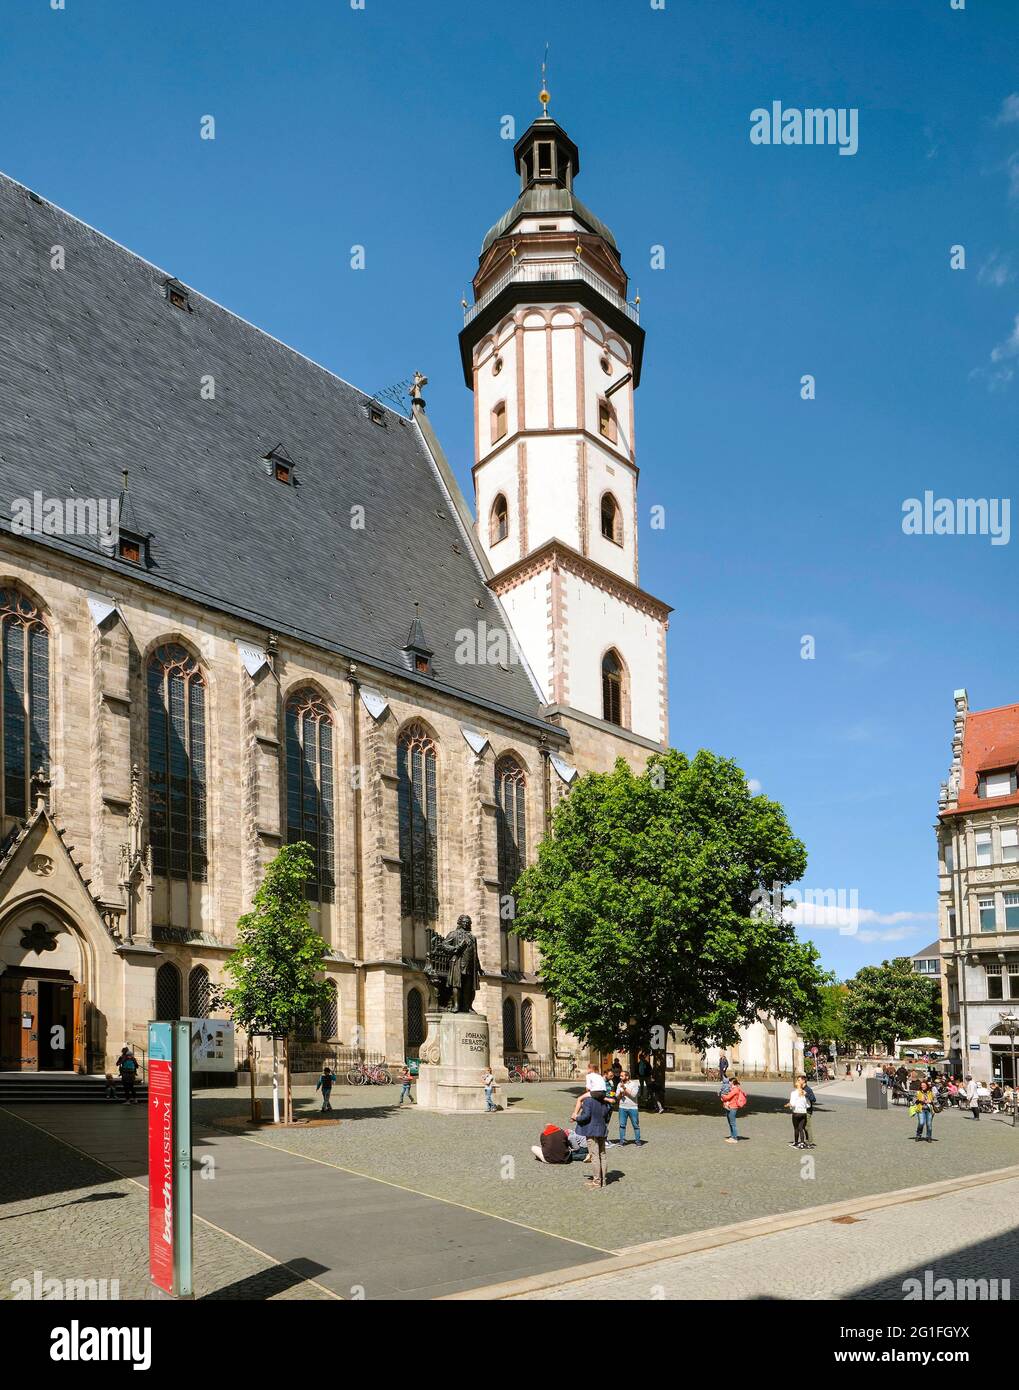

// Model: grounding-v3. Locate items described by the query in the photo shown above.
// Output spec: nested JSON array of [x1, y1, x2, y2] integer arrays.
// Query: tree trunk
[[271, 1037, 280, 1123], [283, 1036, 293, 1125], [248, 1033, 257, 1123]]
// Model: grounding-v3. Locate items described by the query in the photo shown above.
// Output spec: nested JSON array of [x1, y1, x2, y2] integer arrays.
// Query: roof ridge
[[0, 169, 406, 422]]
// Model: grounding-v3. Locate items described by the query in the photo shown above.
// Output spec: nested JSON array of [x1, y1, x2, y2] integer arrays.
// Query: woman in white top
[[785, 1076, 810, 1148]]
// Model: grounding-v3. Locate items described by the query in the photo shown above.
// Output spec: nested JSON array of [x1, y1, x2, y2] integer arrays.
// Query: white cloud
[[746, 778, 762, 794], [856, 926, 924, 944], [972, 312, 1019, 390], [978, 252, 1015, 288], [996, 93, 1019, 125], [787, 903, 933, 930]]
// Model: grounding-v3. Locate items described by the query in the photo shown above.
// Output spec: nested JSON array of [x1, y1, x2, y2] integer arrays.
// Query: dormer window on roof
[[402, 606, 433, 677], [364, 400, 386, 427], [116, 529, 147, 566], [980, 769, 1017, 799], [264, 446, 295, 485], [164, 279, 191, 313]]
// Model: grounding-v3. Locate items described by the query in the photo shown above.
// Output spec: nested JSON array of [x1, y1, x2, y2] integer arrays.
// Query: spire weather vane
[[539, 44, 550, 115]]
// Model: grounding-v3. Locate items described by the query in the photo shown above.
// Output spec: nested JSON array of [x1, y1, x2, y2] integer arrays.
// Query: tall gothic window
[[495, 756, 526, 972], [521, 998, 534, 1051], [602, 649, 624, 727], [188, 964, 210, 1017], [397, 724, 439, 924], [320, 979, 338, 1041], [503, 996, 518, 1053], [147, 644, 207, 882], [406, 987, 424, 1050], [155, 962, 182, 1021], [0, 589, 49, 820], [285, 689, 335, 903]]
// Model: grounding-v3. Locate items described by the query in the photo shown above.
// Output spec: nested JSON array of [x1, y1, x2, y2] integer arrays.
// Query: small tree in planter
[[223, 842, 331, 1123]]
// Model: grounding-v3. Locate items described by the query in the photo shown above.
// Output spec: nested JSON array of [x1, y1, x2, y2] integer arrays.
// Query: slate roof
[[0, 172, 550, 729]]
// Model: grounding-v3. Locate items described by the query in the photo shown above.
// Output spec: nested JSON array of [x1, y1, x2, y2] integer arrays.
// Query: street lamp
[[998, 1012, 1019, 1128]]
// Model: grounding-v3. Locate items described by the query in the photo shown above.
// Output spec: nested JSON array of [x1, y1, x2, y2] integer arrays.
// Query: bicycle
[[346, 1062, 392, 1085], [507, 1063, 539, 1083]]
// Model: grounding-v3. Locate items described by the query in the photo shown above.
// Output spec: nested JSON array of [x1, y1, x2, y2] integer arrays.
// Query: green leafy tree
[[799, 980, 849, 1049], [841, 957, 942, 1055], [223, 842, 331, 1122], [512, 749, 824, 1059]]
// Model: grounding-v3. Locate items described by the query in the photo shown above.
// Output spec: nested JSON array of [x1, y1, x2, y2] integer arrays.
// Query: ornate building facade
[[0, 109, 677, 1074], [937, 690, 1019, 1082]]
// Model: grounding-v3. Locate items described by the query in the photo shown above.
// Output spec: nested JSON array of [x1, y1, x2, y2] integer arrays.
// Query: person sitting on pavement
[[531, 1123, 573, 1164]]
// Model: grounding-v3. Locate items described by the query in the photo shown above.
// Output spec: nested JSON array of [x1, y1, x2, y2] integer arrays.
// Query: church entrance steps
[[0, 1071, 148, 1104]]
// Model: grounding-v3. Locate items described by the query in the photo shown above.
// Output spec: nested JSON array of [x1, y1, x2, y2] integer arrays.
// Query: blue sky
[[2, 0, 1016, 979]]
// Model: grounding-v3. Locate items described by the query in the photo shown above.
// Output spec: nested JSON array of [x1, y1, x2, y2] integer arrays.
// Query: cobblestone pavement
[[4, 1081, 1019, 1300], [188, 1079, 1019, 1248], [0, 1108, 334, 1301], [508, 1173, 1019, 1301]]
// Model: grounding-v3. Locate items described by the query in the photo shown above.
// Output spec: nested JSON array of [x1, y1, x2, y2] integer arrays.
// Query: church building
[[0, 101, 684, 1076]]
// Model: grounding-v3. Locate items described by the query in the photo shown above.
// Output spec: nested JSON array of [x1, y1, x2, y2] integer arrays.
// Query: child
[[398, 1064, 415, 1105], [316, 1065, 335, 1112]]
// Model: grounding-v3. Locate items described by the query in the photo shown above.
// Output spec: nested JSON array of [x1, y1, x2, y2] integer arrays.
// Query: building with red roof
[[937, 691, 1019, 1082]]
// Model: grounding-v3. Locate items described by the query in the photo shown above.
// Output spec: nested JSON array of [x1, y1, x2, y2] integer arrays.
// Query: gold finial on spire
[[539, 43, 550, 115]]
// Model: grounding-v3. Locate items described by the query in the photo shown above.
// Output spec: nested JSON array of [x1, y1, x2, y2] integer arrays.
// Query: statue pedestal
[[416, 1010, 494, 1112]]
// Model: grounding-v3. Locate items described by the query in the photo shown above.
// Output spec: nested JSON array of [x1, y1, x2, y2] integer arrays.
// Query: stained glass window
[[397, 724, 439, 923], [285, 689, 335, 903], [147, 644, 207, 882], [495, 756, 526, 972], [0, 589, 49, 820]]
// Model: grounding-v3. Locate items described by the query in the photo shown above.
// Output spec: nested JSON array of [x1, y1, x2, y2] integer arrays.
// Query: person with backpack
[[116, 1047, 139, 1103], [801, 1074, 818, 1148], [719, 1073, 747, 1142], [316, 1065, 336, 1112]]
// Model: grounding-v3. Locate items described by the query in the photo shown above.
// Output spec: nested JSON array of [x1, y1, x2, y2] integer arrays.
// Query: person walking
[[574, 1077, 612, 1190], [720, 1073, 747, 1143], [116, 1047, 139, 1104], [398, 1064, 415, 1105], [785, 1075, 811, 1148], [483, 1068, 497, 1112], [964, 1074, 980, 1120], [718, 1050, 729, 1083], [913, 1079, 936, 1142], [801, 1075, 818, 1148], [617, 1071, 642, 1146], [316, 1065, 336, 1112]]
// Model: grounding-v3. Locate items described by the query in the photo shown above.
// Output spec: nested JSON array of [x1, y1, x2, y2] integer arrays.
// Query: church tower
[[459, 96, 671, 748]]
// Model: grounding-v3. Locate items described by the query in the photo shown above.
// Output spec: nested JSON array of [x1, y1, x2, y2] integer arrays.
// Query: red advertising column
[[148, 1023, 175, 1295]]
